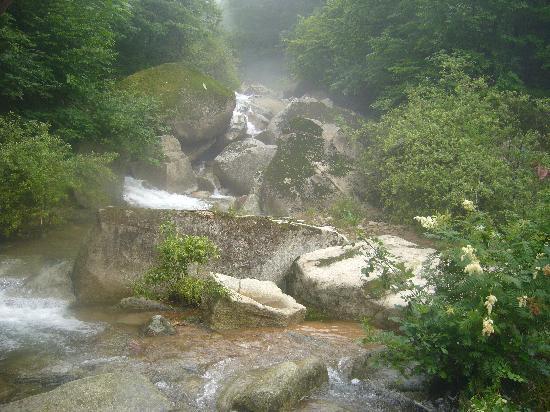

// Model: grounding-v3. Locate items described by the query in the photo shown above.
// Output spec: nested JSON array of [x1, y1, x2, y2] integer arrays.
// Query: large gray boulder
[[260, 117, 358, 216], [1, 372, 172, 412], [217, 358, 328, 412], [120, 63, 236, 161], [213, 138, 276, 195], [288, 235, 437, 327], [132, 135, 197, 194], [72, 207, 346, 305], [203, 273, 306, 330]]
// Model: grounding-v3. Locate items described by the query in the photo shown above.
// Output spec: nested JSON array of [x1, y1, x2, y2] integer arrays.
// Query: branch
[[0, 0, 14, 16]]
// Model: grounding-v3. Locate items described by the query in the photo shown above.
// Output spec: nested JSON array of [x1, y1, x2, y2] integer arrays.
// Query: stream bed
[[0, 224, 430, 411]]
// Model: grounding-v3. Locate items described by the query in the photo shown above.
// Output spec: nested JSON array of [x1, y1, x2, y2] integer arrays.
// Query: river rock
[[213, 138, 276, 195], [132, 135, 197, 194], [141, 315, 176, 337], [1, 372, 172, 412], [287, 235, 437, 327], [260, 117, 358, 216], [120, 63, 236, 161], [203, 273, 306, 330], [71, 207, 346, 305], [217, 357, 328, 412]]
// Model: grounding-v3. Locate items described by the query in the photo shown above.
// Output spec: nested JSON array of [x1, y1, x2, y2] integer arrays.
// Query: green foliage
[[329, 197, 364, 228], [368, 196, 550, 409], [0, 115, 115, 236], [134, 222, 228, 306], [223, 0, 323, 58], [360, 64, 549, 222], [287, 0, 550, 108], [117, 0, 238, 87]]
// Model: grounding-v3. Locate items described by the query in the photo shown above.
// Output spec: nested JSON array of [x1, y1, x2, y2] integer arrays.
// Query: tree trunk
[[0, 0, 14, 16]]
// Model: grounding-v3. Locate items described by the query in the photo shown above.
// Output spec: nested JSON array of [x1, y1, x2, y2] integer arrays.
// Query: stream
[[0, 92, 428, 411]]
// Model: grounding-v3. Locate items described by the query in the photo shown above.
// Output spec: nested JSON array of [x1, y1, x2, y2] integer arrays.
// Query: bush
[[360, 64, 549, 223], [329, 196, 364, 228], [134, 222, 228, 306], [0, 115, 115, 236], [369, 193, 550, 409]]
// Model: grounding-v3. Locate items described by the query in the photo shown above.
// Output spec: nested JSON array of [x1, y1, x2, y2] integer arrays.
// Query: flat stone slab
[[1, 372, 172, 412], [203, 273, 306, 330]]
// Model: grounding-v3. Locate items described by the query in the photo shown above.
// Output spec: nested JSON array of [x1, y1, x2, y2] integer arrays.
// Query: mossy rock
[[120, 63, 236, 160], [260, 117, 355, 215]]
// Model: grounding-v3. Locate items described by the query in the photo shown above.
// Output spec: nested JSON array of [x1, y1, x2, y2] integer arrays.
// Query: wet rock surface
[[213, 138, 276, 195], [217, 357, 328, 411], [1, 372, 173, 412], [117, 297, 173, 312], [203, 273, 306, 330], [288, 236, 437, 326], [72, 207, 345, 305], [141, 315, 176, 337]]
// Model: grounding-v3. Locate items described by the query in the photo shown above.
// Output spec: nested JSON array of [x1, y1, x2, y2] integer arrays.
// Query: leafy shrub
[[134, 222, 228, 306], [329, 196, 364, 228], [368, 193, 550, 409], [0, 115, 115, 236], [360, 64, 549, 223]]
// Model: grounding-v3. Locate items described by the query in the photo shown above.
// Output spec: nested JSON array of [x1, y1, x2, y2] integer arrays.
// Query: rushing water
[[234, 92, 263, 137], [122, 176, 211, 210]]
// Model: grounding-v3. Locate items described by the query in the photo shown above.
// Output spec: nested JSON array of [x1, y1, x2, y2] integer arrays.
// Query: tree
[[287, 0, 550, 110]]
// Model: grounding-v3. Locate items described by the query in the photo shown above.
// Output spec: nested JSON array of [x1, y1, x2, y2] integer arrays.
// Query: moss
[[264, 117, 325, 197], [119, 63, 234, 121], [315, 247, 362, 267]]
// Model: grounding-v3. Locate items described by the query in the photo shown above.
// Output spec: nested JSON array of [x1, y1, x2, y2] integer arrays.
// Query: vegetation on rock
[[134, 222, 228, 306]]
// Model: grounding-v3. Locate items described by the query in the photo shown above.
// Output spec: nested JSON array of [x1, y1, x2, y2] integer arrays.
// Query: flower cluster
[[461, 244, 484, 275], [484, 294, 497, 315], [517, 296, 528, 308], [462, 199, 476, 212], [482, 318, 494, 336], [414, 215, 438, 229]]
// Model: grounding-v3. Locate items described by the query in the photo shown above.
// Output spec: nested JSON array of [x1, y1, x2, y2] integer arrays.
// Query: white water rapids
[[0, 260, 99, 355]]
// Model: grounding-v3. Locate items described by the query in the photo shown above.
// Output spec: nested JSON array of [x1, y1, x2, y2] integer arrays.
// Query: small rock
[[217, 357, 328, 412], [141, 315, 176, 337]]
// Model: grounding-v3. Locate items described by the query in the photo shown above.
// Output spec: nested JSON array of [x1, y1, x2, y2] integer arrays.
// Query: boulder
[[141, 315, 176, 337], [266, 97, 360, 142], [287, 235, 437, 326], [1, 372, 172, 412], [260, 117, 357, 216], [120, 63, 236, 161], [203, 273, 306, 330], [213, 138, 276, 195], [132, 135, 197, 194], [217, 358, 328, 412], [71, 207, 346, 305], [118, 297, 172, 312]]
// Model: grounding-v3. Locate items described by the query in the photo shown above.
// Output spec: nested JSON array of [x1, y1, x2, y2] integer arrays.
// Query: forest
[[0, 0, 548, 410]]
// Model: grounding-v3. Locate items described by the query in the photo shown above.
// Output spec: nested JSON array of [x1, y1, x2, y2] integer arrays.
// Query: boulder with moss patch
[[213, 138, 277, 195], [287, 236, 437, 327], [72, 207, 346, 305], [260, 117, 358, 215], [120, 63, 236, 161]]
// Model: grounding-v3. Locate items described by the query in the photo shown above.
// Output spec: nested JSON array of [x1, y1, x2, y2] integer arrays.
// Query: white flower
[[484, 294, 497, 315], [462, 199, 476, 212], [414, 216, 438, 229], [464, 261, 483, 275], [475, 224, 485, 231], [517, 296, 528, 308], [461, 245, 476, 261], [482, 318, 494, 336]]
